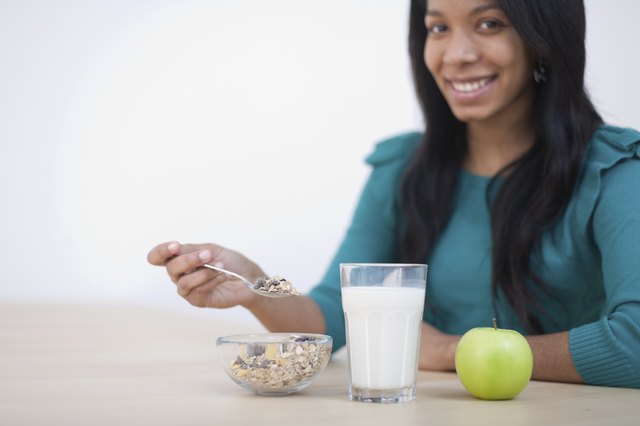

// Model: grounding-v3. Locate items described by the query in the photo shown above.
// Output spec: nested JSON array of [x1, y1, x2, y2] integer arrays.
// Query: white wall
[[1, 0, 639, 324]]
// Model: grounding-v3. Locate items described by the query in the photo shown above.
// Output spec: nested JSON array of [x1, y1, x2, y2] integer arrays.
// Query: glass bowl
[[216, 333, 333, 396]]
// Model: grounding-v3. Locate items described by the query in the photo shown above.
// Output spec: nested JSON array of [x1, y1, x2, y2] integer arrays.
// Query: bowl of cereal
[[216, 333, 333, 396]]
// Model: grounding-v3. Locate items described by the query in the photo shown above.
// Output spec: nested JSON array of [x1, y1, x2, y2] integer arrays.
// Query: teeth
[[452, 78, 490, 93]]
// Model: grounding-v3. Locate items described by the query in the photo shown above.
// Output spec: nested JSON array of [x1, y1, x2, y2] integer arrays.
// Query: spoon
[[202, 263, 299, 298]]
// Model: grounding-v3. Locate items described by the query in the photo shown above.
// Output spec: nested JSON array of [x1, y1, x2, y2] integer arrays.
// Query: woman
[[147, 0, 640, 388]]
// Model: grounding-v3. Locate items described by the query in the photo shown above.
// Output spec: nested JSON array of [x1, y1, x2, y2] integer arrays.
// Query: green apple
[[455, 319, 533, 400]]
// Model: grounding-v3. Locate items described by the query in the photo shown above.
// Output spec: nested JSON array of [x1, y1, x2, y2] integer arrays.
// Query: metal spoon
[[202, 263, 299, 298]]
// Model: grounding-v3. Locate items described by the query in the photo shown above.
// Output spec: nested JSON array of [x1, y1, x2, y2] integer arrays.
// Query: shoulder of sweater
[[589, 125, 640, 193], [570, 124, 640, 227], [364, 131, 423, 167], [581, 124, 640, 177], [589, 124, 640, 152]]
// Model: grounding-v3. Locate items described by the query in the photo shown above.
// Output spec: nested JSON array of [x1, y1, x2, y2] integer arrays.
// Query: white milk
[[342, 286, 425, 390]]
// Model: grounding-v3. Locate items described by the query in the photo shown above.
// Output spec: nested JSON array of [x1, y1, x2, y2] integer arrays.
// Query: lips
[[447, 76, 496, 94]]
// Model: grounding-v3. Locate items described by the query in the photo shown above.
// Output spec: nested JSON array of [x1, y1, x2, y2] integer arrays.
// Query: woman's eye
[[427, 23, 447, 34], [478, 19, 502, 31]]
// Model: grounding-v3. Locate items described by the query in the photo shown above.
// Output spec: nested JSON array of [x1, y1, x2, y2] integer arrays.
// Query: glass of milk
[[340, 263, 427, 403]]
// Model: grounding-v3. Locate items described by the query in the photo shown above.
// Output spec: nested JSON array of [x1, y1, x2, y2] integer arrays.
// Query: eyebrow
[[426, 4, 501, 17]]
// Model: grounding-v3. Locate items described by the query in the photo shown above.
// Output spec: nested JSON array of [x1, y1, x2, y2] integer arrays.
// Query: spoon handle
[[202, 263, 251, 286]]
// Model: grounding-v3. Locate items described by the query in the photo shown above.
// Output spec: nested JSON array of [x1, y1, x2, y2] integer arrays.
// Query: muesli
[[253, 275, 300, 296], [230, 336, 330, 389]]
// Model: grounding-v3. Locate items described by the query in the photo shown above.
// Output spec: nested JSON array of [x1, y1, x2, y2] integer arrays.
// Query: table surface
[[1, 304, 638, 426]]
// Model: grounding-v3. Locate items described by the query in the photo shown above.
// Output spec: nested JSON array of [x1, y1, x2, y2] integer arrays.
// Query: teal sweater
[[309, 125, 640, 388]]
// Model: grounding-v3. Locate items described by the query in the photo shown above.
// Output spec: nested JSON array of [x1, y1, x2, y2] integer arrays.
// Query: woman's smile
[[446, 75, 497, 100]]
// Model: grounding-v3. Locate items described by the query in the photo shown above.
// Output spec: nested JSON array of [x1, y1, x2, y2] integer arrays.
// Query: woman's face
[[424, 0, 535, 126]]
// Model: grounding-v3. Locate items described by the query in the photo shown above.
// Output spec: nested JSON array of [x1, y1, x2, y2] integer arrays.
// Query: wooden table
[[1, 304, 638, 425]]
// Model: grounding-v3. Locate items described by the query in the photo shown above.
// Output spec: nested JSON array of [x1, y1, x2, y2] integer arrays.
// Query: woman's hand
[[147, 241, 265, 309], [418, 322, 461, 371]]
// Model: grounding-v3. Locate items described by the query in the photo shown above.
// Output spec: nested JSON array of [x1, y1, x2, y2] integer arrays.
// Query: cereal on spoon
[[253, 276, 300, 296]]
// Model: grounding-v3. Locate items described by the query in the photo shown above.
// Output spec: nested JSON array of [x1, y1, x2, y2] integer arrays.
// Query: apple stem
[[492, 317, 497, 330]]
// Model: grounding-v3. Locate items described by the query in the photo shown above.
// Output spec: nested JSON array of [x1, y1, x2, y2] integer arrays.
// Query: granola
[[253, 275, 300, 296], [229, 336, 330, 389]]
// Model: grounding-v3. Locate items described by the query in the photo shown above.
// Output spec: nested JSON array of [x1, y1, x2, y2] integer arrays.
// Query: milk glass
[[340, 263, 427, 403]]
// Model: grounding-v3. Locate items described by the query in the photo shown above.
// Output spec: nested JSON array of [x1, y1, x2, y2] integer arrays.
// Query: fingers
[[147, 241, 180, 266], [166, 248, 214, 283], [176, 268, 223, 299]]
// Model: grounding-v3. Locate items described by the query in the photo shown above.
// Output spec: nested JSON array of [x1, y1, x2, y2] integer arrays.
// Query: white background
[[1, 0, 639, 325]]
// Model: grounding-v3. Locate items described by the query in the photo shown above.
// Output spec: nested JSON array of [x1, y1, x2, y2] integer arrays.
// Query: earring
[[533, 62, 547, 84]]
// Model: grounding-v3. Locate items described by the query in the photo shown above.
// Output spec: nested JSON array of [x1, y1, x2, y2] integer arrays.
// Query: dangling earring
[[533, 61, 547, 84]]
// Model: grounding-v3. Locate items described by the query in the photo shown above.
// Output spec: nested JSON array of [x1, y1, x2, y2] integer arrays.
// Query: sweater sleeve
[[308, 132, 421, 351], [569, 131, 640, 388]]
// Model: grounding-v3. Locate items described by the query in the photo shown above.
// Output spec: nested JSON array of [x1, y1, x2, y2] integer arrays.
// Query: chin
[[451, 112, 483, 123], [449, 107, 492, 124]]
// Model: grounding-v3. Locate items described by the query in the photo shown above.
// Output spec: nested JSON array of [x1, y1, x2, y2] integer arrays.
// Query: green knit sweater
[[309, 125, 640, 388]]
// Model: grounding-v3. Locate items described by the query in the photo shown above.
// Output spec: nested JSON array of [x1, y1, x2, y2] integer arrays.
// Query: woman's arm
[[245, 295, 327, 334], [568, 158, 640, 388], [526, 332, 583, 383], [147, 133, 422, 347], [147, 242, 327, 333], [418, 322, 583, 383]]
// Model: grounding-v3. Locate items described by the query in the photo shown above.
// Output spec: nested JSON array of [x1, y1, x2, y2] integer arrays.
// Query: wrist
[[419, 325, 461, 371], [240, 291, 264, 311], [445, 335, 461, 370]]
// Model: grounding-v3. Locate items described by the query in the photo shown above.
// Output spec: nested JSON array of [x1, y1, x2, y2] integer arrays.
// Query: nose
[[442, 30, 479, 66]]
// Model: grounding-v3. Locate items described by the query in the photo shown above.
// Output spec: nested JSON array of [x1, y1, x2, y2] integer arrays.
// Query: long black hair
[[401, 0, 602, 333]]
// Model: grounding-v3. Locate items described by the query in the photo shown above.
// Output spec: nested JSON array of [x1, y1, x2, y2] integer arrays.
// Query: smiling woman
[[142, 0, 639, 390], [0, 0, 638, 397], [144, 0, 640, 390], [398, 0, 639, 388]]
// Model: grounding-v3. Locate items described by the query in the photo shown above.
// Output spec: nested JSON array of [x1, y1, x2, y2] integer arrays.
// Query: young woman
[[147, 0, 640, 388]]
